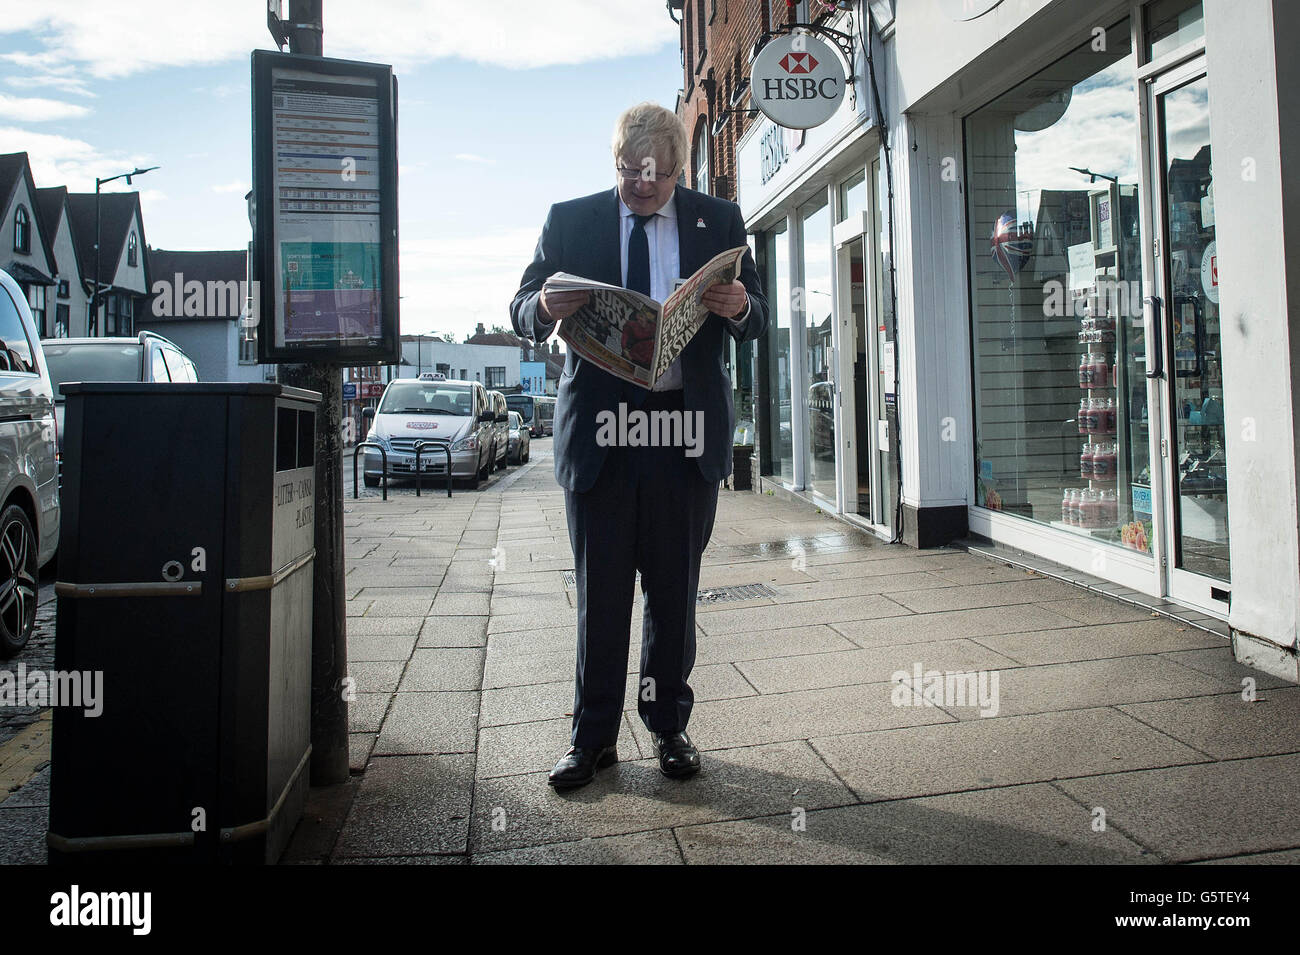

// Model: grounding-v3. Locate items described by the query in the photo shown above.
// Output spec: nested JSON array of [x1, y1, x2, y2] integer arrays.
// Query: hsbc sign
[[750, 34, 845, 130]]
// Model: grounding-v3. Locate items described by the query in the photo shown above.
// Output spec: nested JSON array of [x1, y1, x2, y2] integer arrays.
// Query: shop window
[[965, 19, 1150, 551], [800, 193, 834, 501], [13, 205, 30, 254], [838, 169, 866, 224], [761, 221, 793, 483], [1145, 0, 1204, 62], [485, 366, 505, 388]]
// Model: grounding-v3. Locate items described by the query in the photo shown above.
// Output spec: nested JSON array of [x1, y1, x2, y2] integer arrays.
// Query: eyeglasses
[[616, 166, 678, 183]]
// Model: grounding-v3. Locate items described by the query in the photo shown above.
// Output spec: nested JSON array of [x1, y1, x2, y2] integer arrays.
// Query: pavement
[[4, 438, 1299, 864], [285, 438, 1300, 865]]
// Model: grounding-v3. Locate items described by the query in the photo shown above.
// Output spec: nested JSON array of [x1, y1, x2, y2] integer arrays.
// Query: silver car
[[363, 376, 497, 488], [43, 332, 199, 460], [0, 268, 59, 656], [507, 410, 530, 464], [488, 389, 509, 471]]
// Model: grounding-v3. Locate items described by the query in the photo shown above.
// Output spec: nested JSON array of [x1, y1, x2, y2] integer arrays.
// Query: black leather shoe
[[547, 745, 617, 789], [650, 731, 700, 779]]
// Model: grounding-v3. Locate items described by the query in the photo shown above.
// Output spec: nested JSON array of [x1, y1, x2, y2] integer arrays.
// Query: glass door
[[1148, 59, 1230, 610], [838, 234, 872, 519], [799, 193, 836, 502]]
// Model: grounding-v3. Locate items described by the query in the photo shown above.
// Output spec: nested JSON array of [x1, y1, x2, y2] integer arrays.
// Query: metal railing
[[351, 441, 389, 500], [413, 439, 453, 498]]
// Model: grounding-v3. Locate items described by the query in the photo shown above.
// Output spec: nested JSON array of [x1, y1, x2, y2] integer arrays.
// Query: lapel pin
[[696, 217, 706, 228]]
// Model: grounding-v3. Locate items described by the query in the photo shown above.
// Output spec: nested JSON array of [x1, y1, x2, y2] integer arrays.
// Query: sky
[[0, 1, 684, 340]]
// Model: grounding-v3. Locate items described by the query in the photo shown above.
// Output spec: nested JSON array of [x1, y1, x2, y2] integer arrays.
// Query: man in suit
[[510, 102, 768, 789]]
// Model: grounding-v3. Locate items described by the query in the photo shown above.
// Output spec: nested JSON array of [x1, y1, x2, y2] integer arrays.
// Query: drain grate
[[560, 573, 776, 604], [696, 583, 778, 604]]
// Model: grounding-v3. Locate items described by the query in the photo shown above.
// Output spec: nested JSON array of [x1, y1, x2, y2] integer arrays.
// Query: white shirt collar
[[618, 190, 678, 220]]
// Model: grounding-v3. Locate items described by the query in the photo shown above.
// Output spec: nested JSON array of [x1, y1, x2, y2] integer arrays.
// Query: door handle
[[1144, 295, 1164, 380]]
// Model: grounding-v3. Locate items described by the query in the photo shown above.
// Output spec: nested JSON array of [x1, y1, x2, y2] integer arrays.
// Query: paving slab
[[476, 714, 641, 779], [346, 616, 426, 637], [333, 754, 475, 858], [830, 603, 1090, 648], [945, 654, 1229, 721], [470, 740, 856, 854], [883, 579, 1088, 614], [811, 707, 1208, 802], [675, 783, 1152, 865], [1054, 753, 1300, 862], [735, 639, 1020, 695], [347, 632, 419, 663], [471, 829, 683, 864], [626, 681, 954, 755], [397, 648, 486, 692], [695, 593, 911, 636], [374, 691, 480, 756], [1116, 687, 1300, 760], [348, 693, 390, 734], [972, 619, 1225, 666], [418, 615, 489, 647]]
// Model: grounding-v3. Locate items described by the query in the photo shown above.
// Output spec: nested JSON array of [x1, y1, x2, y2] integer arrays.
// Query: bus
[[506, 394, 556, 438]]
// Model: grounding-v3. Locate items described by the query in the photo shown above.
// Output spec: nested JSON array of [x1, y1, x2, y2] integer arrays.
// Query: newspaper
[[543, 245, 749, 389]]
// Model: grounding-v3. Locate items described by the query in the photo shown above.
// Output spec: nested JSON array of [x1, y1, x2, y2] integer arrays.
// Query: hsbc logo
[[750, 34, 845, 130], [779, 52, 819, 74]]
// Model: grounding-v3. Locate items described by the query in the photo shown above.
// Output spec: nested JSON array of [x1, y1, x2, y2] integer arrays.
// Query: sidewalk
[[285, 440, 1300, 865]]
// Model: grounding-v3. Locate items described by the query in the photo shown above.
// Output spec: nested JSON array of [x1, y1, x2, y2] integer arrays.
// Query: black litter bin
[[49, 382, 321, 864]]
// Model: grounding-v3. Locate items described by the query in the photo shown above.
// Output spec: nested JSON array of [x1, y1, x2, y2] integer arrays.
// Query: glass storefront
[[800, 194, 835, 501], [965, 19, 1153, 555]]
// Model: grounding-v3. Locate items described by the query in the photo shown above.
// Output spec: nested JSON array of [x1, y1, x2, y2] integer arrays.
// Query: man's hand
[[701, 279, 749, 319], [539, 289, 591, 325]]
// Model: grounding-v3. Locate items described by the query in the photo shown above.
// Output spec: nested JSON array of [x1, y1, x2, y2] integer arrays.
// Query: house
[[0, 152, 58, 336], [33, 186, 89, 338], [65, 189, 150, 337]]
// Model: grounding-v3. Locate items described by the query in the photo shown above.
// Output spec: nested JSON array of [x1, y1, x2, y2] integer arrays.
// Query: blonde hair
[[611, 102, 688, 177]]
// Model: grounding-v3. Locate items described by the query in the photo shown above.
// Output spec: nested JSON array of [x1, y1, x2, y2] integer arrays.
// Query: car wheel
[[0, 504, 39, 658], [478, 446, 491, 482]]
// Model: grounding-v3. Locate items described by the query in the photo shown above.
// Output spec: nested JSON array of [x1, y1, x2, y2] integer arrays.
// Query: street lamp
[[91, 165, 159, 335]]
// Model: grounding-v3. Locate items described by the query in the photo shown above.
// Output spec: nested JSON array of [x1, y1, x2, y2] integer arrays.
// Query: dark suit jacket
[[510, 186, 769, 493]]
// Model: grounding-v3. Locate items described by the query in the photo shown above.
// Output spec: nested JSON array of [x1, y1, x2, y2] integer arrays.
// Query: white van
[[362, 375, 498, 488]]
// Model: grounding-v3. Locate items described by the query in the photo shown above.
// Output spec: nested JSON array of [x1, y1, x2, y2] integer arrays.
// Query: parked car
[[507, 410, 530, 464], [363, 374, 496, 488], [487, 390, 509, 471], [0, 268, 59, 656], [42, 332, 199, 458]]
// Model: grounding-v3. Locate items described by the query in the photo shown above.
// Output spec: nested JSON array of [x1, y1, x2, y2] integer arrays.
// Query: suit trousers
[[564, 388, 720, 748]]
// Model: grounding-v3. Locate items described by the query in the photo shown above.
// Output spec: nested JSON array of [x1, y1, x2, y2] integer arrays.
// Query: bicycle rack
[[413, 440, 453, 498], [352, 442, 389, 501]]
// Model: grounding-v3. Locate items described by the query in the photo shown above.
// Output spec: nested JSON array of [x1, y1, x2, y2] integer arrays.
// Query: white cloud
[[0, 1, 678, 84], [211, 180, 250, 194], [0, 125, 156, 192], [0, 92, 91, 122], [453, 153, 496, 165], [397, 227, 540, 337]]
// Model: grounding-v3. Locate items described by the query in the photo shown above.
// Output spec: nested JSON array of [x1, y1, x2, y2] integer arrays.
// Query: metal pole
[[279, 0, 349, 786], [92, 178, 101, 336]]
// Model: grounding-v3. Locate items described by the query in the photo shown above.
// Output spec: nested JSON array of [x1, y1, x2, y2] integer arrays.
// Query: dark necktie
[[627, 213, 653, 297], [625, 213, 654, 404]]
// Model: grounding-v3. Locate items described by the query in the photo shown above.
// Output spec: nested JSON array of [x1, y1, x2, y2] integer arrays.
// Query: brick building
[[672, 1, 829, 201]]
